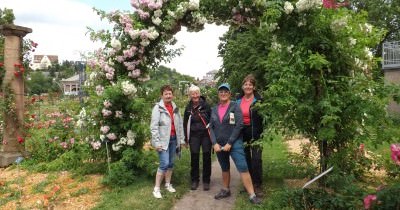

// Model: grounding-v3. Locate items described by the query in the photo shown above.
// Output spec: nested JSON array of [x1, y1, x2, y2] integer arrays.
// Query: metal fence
[[382, 41, 400, 69]]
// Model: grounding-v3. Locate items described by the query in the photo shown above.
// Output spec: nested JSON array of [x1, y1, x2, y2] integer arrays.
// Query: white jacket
[[150, 99, 185, 150]]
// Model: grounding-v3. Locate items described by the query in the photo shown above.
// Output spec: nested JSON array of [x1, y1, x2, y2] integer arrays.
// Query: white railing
[[383, 41, 400, 69]]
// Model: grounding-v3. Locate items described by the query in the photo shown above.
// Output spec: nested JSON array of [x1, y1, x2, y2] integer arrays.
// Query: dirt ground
[[0, 167, 104, 210]]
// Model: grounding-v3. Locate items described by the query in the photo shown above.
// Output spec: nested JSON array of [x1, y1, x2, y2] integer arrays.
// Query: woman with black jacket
[[237, 74, 264, 191], [183, 85, 212, 191]]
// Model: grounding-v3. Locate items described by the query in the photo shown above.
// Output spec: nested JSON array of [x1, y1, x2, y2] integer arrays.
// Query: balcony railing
[[383, 41, 400, 69]]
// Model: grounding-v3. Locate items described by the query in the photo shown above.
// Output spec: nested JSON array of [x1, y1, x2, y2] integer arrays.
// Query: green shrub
[[102, 148, 158, 186], [371, 182, 400, 210]]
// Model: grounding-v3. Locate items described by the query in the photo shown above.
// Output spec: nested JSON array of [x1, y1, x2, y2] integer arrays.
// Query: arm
[[150, 105, 161, 149], [183, 105, 189, 143], [209, 107, 217, 145], [177, 111, 185, 145]]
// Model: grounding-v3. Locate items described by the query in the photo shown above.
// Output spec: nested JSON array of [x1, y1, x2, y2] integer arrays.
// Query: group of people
[[150, 74, 263, 204]]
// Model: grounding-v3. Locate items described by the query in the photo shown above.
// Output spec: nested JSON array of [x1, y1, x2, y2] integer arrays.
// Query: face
[[242, 81, 255, 95], [161, 90, 173, 104], [218, 88, 231, 104], [190, 90, 200, 104]]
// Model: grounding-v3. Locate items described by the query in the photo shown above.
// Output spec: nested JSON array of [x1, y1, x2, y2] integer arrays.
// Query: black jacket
[[236, 92, 264, 140], [183, 96, 211, 143]]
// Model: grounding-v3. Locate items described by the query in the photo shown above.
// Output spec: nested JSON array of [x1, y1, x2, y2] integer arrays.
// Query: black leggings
[[243, 125, 263, 187], [189, 131, 212, 183]]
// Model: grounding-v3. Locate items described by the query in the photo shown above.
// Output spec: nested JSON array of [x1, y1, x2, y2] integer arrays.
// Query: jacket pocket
[[159, 125, 169, 140]]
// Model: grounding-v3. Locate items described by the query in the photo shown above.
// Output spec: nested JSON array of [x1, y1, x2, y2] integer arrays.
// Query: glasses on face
[[218, 90, 230, 94]]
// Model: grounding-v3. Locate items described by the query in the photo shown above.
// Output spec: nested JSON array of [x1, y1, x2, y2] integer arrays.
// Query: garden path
[[173, 158, 241, 210]]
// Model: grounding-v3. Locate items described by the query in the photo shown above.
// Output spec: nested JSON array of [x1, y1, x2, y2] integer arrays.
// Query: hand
[[155, 146, 163, 151], [181, 143, 188, 148], [213, 143, 222, 152], [223, 143, 232, 152]]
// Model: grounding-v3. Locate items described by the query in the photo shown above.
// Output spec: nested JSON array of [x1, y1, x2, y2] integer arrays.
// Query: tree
[[26, 71, 55, 95], [350, 0, 400, 54], [219, 1, 398, 182]]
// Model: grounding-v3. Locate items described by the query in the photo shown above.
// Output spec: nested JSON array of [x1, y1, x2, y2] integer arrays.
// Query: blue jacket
[[209, 101, 243, 146]]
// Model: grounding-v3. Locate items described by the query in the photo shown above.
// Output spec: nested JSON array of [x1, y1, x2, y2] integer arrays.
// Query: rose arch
[[79, 0, 389, 179]]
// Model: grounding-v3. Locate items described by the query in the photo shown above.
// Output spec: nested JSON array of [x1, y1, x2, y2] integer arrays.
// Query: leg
[[202, 151, 211, 183], [190, 152, 200, 189], [153, 150, 168, 198], [190, 134, 201, 187], [154, 171, 164, 189], [201, 133, 212, 185], [243, 126, 254, 180], [165, 137, 177, 193], [222, 171, 230, 188], [214, 151, 231, 200], [251, 145, 263, 188], [240, 172, 255, 195]]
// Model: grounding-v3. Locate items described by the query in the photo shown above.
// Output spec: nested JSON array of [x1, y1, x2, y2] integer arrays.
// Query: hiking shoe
[[203, 183, 210, 191], [191, 182, 199, 190], [153, 189, 162, 199], [214, 189, 231, 200], [165, 184, 176, 193], [249, 195, 262, 204]]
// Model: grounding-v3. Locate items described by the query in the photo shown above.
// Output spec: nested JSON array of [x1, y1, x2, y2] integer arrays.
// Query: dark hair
[[160, 85, 174, 95], [242, 74, 256, 87]]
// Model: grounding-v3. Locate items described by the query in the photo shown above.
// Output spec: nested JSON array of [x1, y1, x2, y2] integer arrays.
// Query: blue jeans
[[216, 139, 248, 173], [157, 136, 177, 173]]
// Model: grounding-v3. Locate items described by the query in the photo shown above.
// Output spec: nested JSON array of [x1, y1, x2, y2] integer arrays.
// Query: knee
[[236, 162, 248, 173]]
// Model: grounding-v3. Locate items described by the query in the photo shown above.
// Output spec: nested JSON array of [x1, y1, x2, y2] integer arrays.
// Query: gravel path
[[173, 158, 241, 210]]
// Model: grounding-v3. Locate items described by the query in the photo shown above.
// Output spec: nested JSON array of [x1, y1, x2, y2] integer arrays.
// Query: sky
[[2, 0, 228, 79]]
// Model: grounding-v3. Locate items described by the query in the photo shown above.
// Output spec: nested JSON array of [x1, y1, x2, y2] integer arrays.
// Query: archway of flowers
[[78, 0, 390, 179]]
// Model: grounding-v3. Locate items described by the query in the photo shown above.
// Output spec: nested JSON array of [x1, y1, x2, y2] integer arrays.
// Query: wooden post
[[0, 24, 32, 167]]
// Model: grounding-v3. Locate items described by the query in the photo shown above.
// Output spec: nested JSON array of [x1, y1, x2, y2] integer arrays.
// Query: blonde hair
[[188, 84, 200, 94]]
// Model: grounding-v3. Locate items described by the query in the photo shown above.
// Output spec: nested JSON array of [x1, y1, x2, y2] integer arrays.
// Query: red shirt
[[240, 97, 253, 125], [165, 103, 176, 136]]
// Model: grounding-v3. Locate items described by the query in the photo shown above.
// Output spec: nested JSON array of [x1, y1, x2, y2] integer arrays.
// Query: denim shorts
[[157, 136, 177, 173], [216, 139, 248, 173]]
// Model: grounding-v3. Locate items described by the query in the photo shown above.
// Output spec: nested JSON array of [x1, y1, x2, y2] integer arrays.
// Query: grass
[[93, 149, 191, 210], [234, 137, 315, 210]]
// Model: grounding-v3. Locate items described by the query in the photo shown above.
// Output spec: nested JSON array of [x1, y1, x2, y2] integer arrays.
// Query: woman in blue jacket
[[209, 83, 261, 204]]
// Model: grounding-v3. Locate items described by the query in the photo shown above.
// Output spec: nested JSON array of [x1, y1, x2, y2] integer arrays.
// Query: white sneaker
[[165, 184, 176, 193], [153, 189, 162, 199]]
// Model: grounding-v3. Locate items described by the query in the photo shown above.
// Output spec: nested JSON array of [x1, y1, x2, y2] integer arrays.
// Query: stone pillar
[[0, 24, 32, 167]]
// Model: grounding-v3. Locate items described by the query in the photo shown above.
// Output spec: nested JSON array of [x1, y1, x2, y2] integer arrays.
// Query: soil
[[0, 167, 104, 210], [1, 138, 384, 210]]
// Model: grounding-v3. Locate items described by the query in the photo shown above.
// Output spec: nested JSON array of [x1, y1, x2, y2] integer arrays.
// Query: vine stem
[[106, 141, 111, 174]]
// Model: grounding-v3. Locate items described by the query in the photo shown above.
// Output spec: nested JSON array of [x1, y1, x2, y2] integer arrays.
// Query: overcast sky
[[2, 0, 228, 79]]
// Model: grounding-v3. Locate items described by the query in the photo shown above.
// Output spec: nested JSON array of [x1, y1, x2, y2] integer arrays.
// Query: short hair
[[188, 84, 200, 94], [160, 85, 173, 95], [242, 74, 256, 87]]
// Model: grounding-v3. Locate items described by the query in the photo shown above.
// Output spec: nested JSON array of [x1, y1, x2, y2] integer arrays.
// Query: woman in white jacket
[[150, 85, 185, 199]]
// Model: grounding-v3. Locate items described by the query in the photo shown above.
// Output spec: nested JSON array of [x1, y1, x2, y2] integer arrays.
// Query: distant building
[[60, 74, 81, 95], [383, 41, 400, 115], [30, 55, 59, 70], [198, 70, 218, 87]]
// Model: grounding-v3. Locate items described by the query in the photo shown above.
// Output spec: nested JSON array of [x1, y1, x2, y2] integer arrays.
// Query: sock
[[249, 193, 256, 199]]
